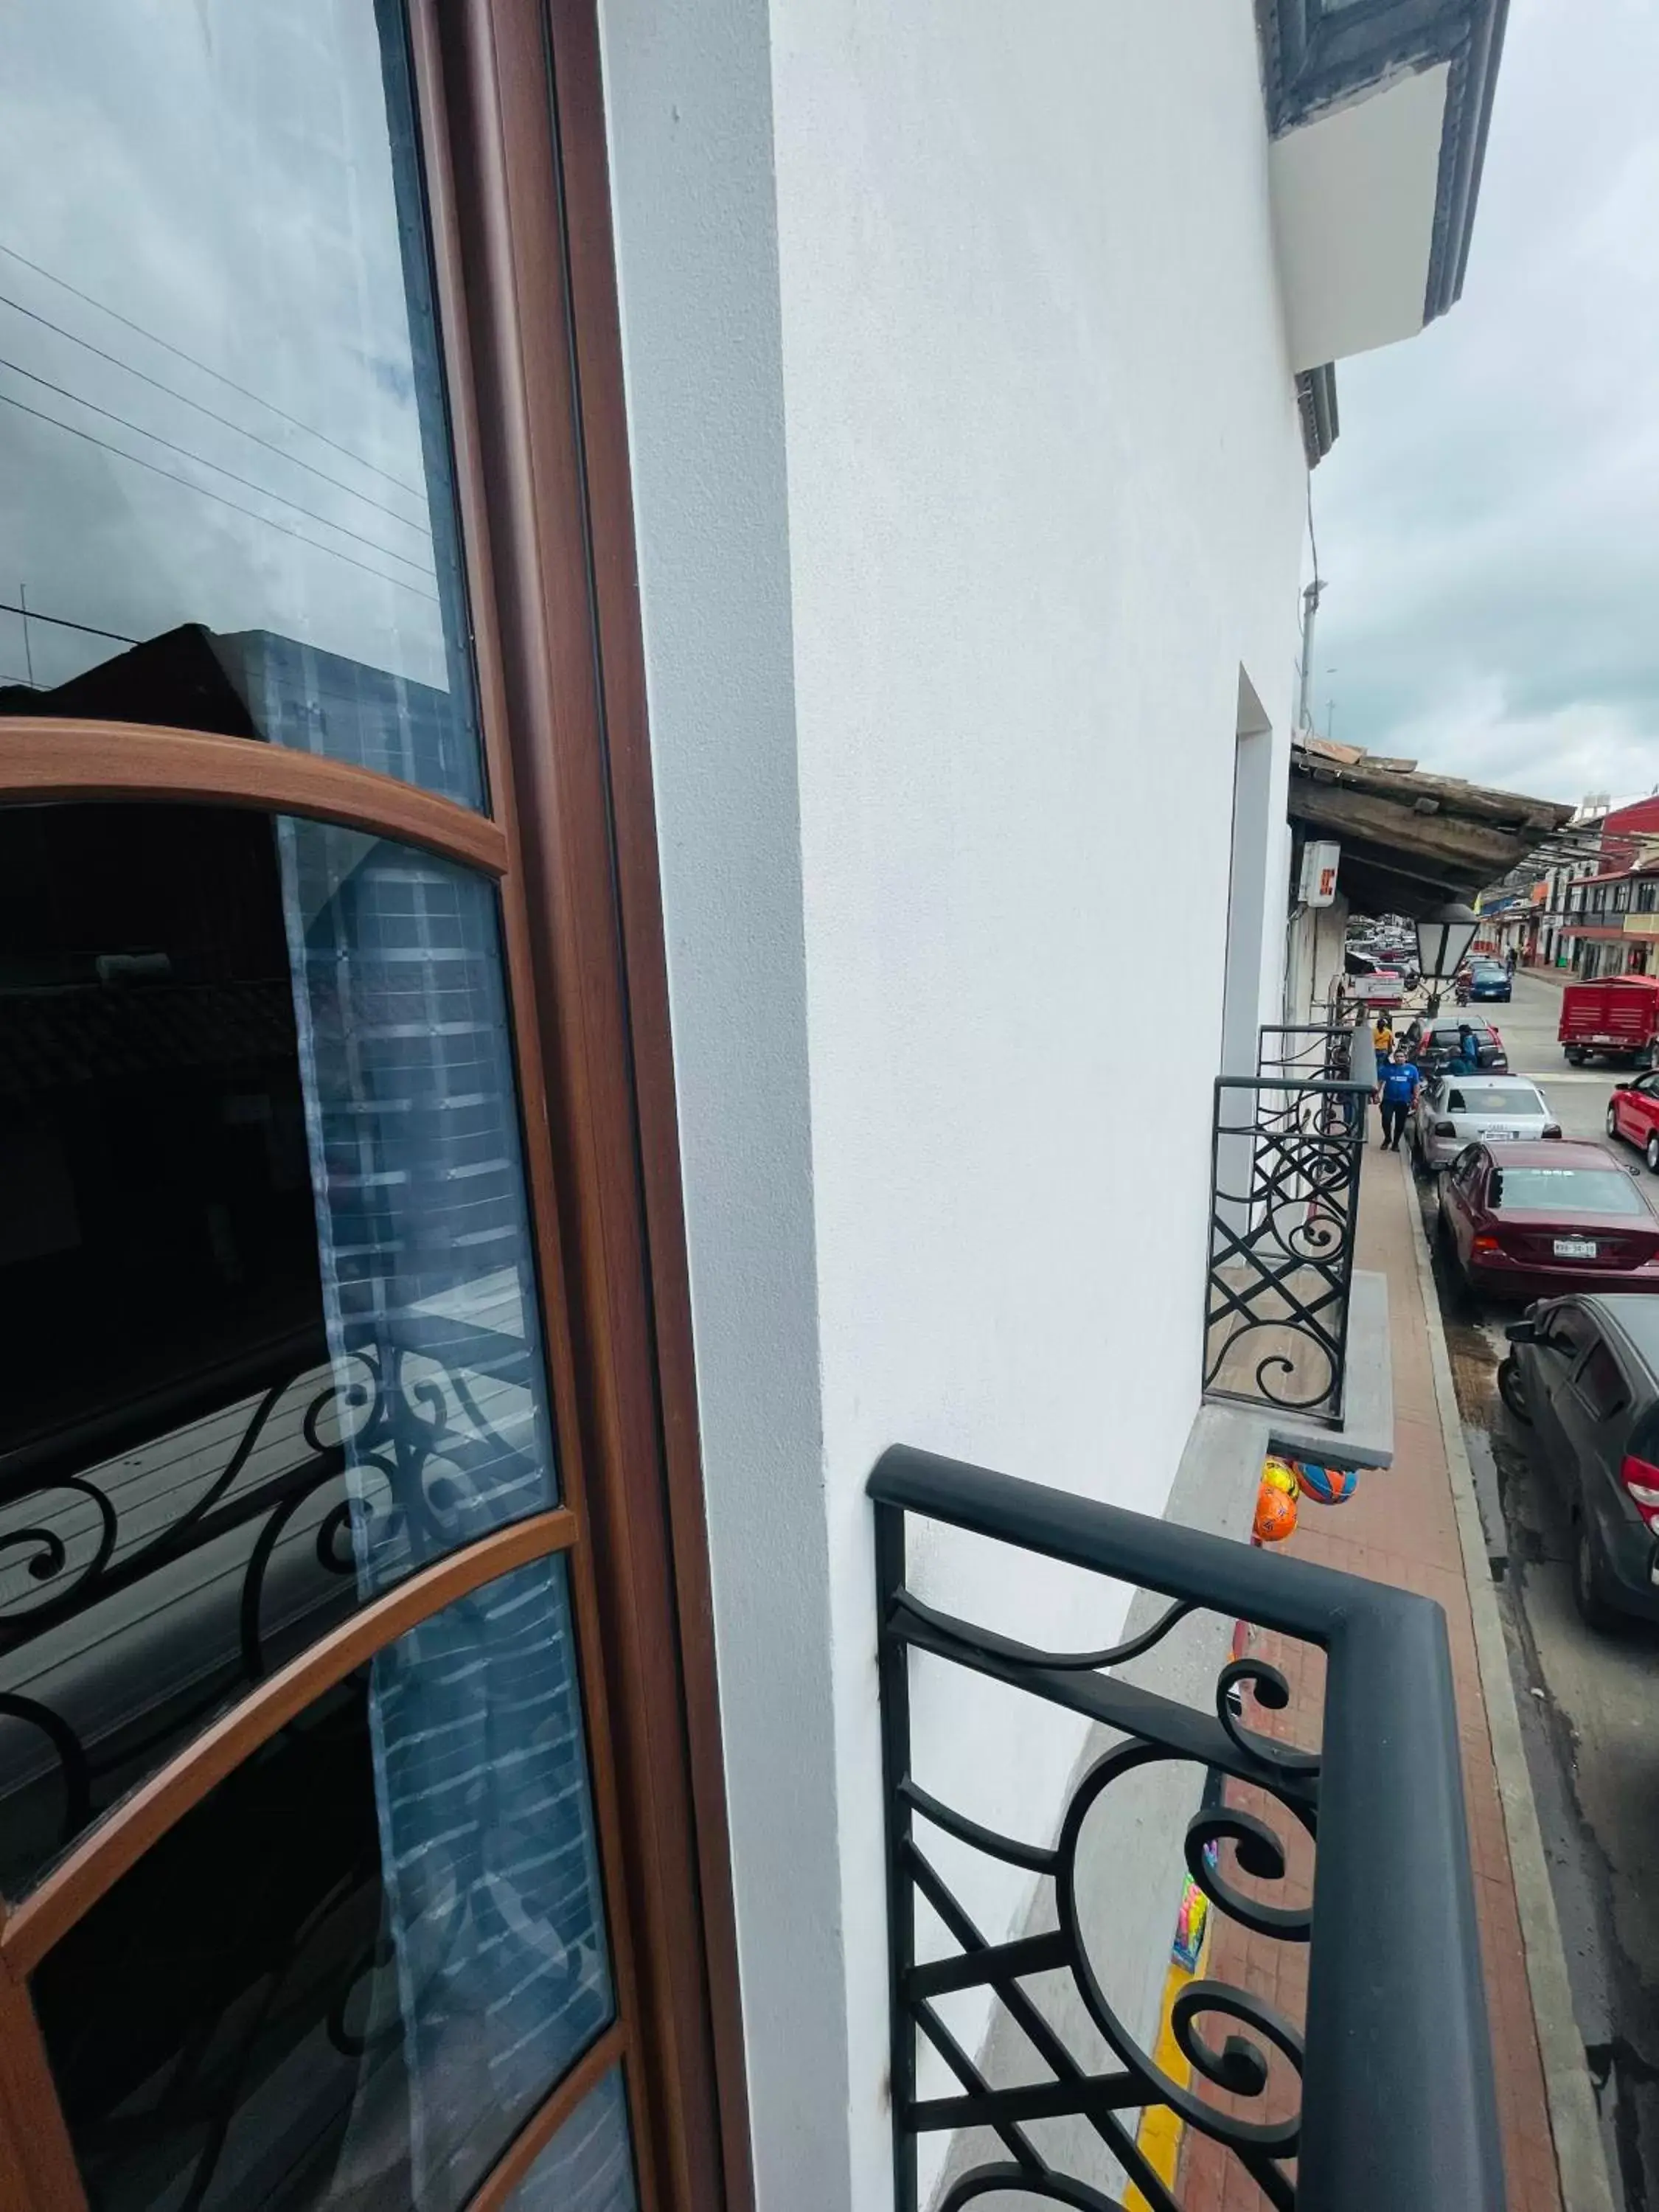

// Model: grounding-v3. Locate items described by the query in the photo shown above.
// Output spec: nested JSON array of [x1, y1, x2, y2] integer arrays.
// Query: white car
[[1410, 1072, 1562, 1172]]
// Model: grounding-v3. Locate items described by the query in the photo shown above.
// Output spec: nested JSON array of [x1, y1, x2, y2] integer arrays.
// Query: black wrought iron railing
[[872, 1444, 1503, 2212], [1203, 1071, 1366, 1425], [1255, 1024, 1348, 1084]]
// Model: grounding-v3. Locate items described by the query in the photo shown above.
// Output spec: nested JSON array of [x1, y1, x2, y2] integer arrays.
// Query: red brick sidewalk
[[1179, 1147, 1563, 2211]]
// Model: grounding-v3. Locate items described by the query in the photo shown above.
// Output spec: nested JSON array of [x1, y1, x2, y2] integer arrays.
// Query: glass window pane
[[0, 0, 483, 809], [0, 803, 557, 1893], [32, 1552, 613, 2212], [505, 2071, 639, 2212], [279, 819, 560, 1596]]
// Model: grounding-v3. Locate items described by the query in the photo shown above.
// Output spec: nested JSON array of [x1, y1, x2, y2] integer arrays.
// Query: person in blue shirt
[[1377, 1048, 1422, 1151], [1439, 1022, 1481, 1077]]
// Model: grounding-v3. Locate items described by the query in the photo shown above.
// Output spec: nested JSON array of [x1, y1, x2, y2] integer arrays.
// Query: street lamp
[[1414, 901, 1481, 1015]]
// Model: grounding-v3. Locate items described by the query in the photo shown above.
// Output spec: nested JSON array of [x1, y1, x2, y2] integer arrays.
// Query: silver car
[[1410, 1071, 1562, 1171]]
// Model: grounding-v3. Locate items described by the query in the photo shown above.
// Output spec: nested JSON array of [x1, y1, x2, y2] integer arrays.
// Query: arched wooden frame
[[0, 736, 647, 2212], [0, 1, 753, 2202], [0, 720, 509, 876]]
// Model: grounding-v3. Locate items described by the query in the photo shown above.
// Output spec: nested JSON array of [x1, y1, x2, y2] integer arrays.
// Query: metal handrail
[[1256, 1023, 1347, 1082], [870, 1444, 1504, 2212]]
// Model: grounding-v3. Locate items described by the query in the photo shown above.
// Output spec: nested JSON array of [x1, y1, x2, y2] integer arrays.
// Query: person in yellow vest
[[1371, 1010, 1394, 1057]]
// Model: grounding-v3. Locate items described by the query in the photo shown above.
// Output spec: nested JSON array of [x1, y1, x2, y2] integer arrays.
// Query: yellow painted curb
[[1124, 1881, 1211, 2210]]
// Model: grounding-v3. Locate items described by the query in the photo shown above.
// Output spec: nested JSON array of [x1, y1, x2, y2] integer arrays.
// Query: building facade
[[1504, 796, 1659, 977], [0, 4, 1510, 2210], [1559, 851, 1659, 978]]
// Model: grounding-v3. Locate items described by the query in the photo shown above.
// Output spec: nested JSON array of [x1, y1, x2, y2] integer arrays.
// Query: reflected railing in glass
[[0, 801, 559, 1893], [31, 1554, 614, 2212]]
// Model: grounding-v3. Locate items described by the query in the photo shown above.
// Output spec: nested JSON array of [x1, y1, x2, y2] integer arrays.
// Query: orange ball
[[1253, 1483, 1299, 1545]]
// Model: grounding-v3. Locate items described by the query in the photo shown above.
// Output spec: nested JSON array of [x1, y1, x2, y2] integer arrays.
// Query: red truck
[[1559, 975, 1659, 1067]]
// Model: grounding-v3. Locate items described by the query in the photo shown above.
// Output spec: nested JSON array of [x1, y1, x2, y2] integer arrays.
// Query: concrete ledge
[[1266, 1267, 1395, 1472]]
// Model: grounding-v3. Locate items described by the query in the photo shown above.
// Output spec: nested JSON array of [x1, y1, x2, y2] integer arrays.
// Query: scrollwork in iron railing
[[871, 1445, 1504, 2212], [886, 1584, 1312, 2210], [0, 1318, 542, 1882], [1203, 1073, 1366, 1423], [1256, 1023, 1350, 1088]]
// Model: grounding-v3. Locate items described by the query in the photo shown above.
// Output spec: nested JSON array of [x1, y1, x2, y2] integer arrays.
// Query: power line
[[0, 237, 425, 501], [0, 598, 139, 644], [0, 388, 439, 605], [0, 352, 436, 580], [0, 288, 431, 539]]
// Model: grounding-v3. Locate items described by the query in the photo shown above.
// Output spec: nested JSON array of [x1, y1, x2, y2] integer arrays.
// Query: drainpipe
[[1298, 577, 1324, 734]]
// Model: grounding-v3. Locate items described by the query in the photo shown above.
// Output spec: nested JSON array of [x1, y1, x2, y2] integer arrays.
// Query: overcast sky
[[1310, 0, 1659, 810], [0, 0, 445, 695]]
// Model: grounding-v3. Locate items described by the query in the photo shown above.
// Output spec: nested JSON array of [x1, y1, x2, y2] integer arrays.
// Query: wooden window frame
[[0, 3, 750, 2208]]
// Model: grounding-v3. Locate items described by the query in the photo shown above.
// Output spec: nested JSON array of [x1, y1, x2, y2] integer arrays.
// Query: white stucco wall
[[598, 3, 1308, 2205], [1288, 892, 1354, 1026]]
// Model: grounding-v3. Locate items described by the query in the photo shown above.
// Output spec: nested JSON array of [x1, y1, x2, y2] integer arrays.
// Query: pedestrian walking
[[1377, 1048, 1422, 1151], [1372, 1011, 1394, 1057]]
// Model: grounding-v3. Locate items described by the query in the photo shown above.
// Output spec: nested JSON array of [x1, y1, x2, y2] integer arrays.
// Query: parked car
[[1463, 958, 1512, 1004], [1410, 1073, 1559, 1172], [1437, 1138, 1659, 1303], [1559, 975, 1659, 1068], [1606, 1071, 1659, 1172], [1499, 1294, 1659, 1628], [1405, 1016, 1509, 1074]]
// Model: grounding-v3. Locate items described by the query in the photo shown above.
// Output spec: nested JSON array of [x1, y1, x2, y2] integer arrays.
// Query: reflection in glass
[[33, 1554, 615, 2212], [0, 0, 482, 807], [505, 2071, 639, 2212], [279, 821, 560, 1596], [0, 802, 338, 1891], [0, 804, 557, 1894]]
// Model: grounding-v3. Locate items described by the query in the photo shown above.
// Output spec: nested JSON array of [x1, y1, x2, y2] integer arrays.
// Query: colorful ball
[[1260, 1456, 1299, 1498], [1253, 1483, 1298, 1545], [1295, 1461, 1358, 1506]]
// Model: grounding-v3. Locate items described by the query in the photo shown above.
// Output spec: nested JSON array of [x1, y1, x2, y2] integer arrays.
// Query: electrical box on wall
[[1298, 839, 1340, 907]]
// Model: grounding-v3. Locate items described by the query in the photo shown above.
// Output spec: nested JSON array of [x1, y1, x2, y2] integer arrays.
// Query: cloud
[[1310, 0, 1659, 806], [0, 0, 447, 694]]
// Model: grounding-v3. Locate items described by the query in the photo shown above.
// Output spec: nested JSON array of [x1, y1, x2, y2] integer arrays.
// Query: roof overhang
[[1289, 737, 1572, 919], [1257, 0, 1510, 372]]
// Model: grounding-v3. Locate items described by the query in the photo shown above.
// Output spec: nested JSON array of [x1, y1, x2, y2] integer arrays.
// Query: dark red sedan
[[1438, 1138, 1659, 1302]]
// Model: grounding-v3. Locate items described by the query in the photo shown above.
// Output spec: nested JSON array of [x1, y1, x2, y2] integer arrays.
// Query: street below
[[1408, 968, 1659, 2210]]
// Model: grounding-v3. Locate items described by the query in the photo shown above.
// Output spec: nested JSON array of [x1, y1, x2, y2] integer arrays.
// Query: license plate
[[1554, 1238, 1597, 1259], [1486, 1127, 1520, 1140]]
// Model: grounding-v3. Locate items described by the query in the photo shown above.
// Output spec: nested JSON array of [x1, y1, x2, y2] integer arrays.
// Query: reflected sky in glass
[[0, 0, 479, 802]]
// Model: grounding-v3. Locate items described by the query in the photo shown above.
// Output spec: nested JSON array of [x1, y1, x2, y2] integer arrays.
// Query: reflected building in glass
[[0, 2, 639, 2208]]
